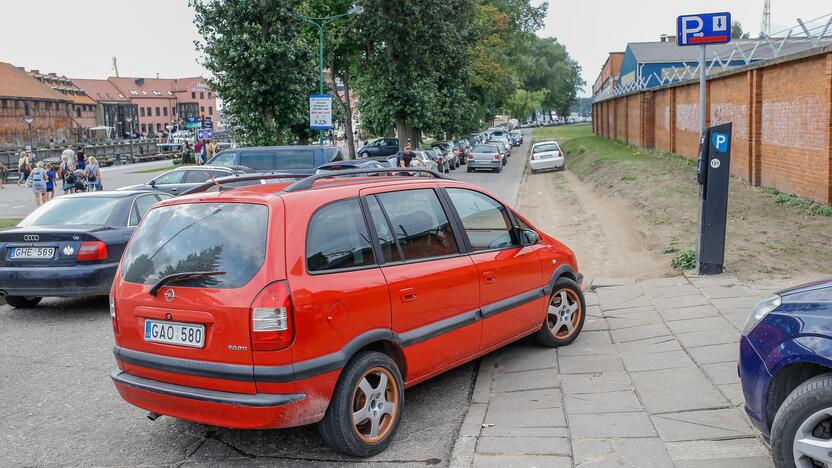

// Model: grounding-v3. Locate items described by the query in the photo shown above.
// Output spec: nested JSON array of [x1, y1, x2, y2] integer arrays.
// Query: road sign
[[196, 128, 214, 140], [204, 116, 213, 129], [309, 95, 333, 130], [677, 12, 731, 46], [185, 116, 202, 129]]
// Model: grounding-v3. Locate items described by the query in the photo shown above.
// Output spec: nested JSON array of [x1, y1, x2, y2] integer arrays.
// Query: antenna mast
[[761, 0, 771, 37], [112, 56, 120, 77]]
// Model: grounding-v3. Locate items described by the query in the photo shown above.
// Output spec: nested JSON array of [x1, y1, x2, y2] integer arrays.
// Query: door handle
[[483, 272, 497, 284], [399, 288, 417, 303]]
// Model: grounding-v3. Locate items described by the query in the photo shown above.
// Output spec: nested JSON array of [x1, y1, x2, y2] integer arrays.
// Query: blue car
[[207, 145, 345, 174], [740, 279, 832, 467], [0, 191, 171, 308]]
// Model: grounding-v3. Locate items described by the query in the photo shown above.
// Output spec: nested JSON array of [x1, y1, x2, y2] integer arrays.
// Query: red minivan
[[110, 170, 584, 457]]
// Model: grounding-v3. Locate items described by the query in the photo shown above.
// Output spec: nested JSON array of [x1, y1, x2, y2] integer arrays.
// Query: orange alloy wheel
[[547, 288, 582, 339], [351, 366, 400, 443]]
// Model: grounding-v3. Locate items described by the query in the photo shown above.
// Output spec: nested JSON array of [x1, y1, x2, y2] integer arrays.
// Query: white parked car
[[529, 141, 564, 173]]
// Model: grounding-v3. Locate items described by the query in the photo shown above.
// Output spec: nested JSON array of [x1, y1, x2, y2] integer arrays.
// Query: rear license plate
[[144, 320, 205, 348], [10, 247, 55, 259]]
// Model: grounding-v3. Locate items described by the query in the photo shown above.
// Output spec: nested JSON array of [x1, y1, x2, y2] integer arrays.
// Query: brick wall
[[592, 48, 832, 204]]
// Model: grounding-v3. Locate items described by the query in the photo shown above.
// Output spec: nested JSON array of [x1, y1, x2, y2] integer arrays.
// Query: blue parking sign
[[677, 12, 731, 46]]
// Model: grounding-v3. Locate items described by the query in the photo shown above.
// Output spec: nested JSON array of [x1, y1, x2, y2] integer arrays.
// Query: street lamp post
[[125, 116, 134, 163], [23, 117, 34, 149], [290, 5, 364, 145]]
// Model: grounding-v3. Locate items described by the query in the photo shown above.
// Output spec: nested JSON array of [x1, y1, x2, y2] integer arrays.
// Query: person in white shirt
[[61, 145, 76, 167]]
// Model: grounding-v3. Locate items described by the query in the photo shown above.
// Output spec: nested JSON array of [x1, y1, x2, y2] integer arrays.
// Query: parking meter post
[[699, 45, 706, 134], [697, 122, 733, 275]]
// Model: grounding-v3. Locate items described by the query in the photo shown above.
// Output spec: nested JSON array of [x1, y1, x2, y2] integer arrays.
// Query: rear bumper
[[112, 370, 311, 429], [469, 160, 502, 169], [0, 262, 117, 297], [530, 158, 565, 171]]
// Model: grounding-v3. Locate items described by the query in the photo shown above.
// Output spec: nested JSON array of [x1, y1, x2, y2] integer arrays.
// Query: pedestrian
[[72, 166, 87, 192], [206, 139, 216, 160], [76, 146, 86, 170], [194, 140, 203, 165], [394, 144, 416, 176], [61, 144, 76, 167], [200, 140, 208, 164], [45, 163, 56, 200], [59, 154, 75, 194], [17, 151, 31, 186], [0, 160, 8, 189], [181, 142, 192, 165], [28, 161, 48, 207], [85, 156, 101, 191]]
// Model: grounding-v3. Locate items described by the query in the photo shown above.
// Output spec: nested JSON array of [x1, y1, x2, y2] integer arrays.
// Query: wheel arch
[[355, 340, 408, 381], [766, 361, 832, 430], [543, 264, 583, 296]]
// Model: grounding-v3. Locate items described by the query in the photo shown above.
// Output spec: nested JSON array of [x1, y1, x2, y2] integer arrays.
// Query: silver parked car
[[117, 165, 249, 195], [467, 144, 504, 173], [529, 141, 565, 173]]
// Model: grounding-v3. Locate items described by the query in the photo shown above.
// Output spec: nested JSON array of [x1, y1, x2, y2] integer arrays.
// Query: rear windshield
[[237, 150, 317, 171], [472, 145, 498, 153], [19, 197, 121, 226], [121, 203, 268, 289], [534, 143, 560, 153]]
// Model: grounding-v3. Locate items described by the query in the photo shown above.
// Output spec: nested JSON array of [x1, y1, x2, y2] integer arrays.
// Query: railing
[[593, 12, 832, 102]]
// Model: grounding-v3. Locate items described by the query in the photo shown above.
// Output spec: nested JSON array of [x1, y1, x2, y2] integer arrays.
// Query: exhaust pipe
[[147, 412, 162, 421], [0, 291, 6, 305]]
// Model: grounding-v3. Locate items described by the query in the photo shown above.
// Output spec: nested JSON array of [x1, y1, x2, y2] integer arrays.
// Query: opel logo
[[164, 289, 175, 302], [23, 235, 39, 242]]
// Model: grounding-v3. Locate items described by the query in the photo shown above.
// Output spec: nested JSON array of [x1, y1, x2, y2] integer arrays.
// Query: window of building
[[200, 106, 205, 113], [147, 107, 152, 116], [191, 91, 196, 99], [141, 124, 146, 133], [446, 189, 514, 251], [200, 92, 204, 99], [208, 92, 212, 99], [76, 107, 81, 118], [1, 99, 5, 108], [163, 107, 168, 116], [140, 107, 145, 117], [155, 107, 160, 116], [33, 101, 39, 110], [375, 189, 459, 261], [156, 123, 162, 132], [208, 106, 213, 115], [306, 199, 374, 273]]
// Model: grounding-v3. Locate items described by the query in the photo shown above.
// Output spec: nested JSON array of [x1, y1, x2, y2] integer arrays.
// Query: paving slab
[[697, 285, 760, 299], [583, 316, 610, 331], [472, 454, 572, 468], [621, 350, 696, 372], [666, 316, 733, 334], [481, 426, 569, 438], [558, 354, 625, 374], [687, 343, 740, 365], [665, 438, 773, 467], [702, 361, 742, 385], [493, 368, 559, 393], [486, 388, 563, 413], [719, 309, 751, 329], [496, 346, 558, 373], [675, 328, 739, 348], [458, 403, 487, 437], [610, 323, 673, 344], [651, 408, 754, 442], [686, 275, 740, 287], [484, 406, 567, 429], [560, 371, 634, 394], [564, 390, 643, 414], [719, 383, 746, 405], [637, 276, 688, 288], [630, 367, 728, 413], [658, 305, 719, 322], [590, 277, 634, 288], [642, 284, 701, 299], [616, 336, 683, 355], [568, 412, 657, 438], [572, 437, 674, 468], [709, 296, 761, 311], [653, 295, 708, 311], [476, 436, 571, 456]]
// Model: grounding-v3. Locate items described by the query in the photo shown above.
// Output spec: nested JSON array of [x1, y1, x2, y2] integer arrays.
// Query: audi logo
[[23, 235, 39, 242]]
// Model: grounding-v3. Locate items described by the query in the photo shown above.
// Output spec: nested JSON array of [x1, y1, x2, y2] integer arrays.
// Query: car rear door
[[443, 188, 545, 350], [363, 186, 480, 382], [150, 170, 186, 194]]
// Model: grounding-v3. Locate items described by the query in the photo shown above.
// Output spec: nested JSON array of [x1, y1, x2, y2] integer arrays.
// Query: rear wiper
[[149, 271, 226, 297]]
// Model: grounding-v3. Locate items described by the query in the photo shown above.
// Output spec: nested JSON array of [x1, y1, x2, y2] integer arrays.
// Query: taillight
[[530, 153, 536, 160], [493, 153, 501, 160], [77, 241, 108, 261], [467, 154, 474, 160], [250, 281, 293, 351], [109, 295, 119, 336]]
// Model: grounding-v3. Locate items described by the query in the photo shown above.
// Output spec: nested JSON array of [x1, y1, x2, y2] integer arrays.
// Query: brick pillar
[[669, 88, 677, 153], [750, 69, 763, 186], [642, 91, 655, 149], [826, 53, 832, 204], [624, 97, 629, 143]]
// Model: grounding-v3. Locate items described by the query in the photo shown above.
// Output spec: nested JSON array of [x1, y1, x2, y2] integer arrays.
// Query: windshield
[[534, 143, 560, 153], [19, 197, 121, 227], [121, 203, 268, 289], [472, 145, 498, 153]]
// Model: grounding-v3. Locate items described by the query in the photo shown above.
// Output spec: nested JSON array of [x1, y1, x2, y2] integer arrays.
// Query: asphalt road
[[0, 131, 530, 467]]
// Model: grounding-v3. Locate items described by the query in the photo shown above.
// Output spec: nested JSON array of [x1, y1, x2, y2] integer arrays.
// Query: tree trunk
[[342, 70, 356, 160], [395, 120, 418, 149]]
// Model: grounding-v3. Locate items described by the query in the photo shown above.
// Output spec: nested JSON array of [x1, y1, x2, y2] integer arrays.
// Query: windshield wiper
[[149, 271, 226, 297]]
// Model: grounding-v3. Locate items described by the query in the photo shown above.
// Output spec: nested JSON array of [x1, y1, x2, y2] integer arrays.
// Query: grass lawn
[[533, 124, 832, 280], [0, 219, 21, 231]]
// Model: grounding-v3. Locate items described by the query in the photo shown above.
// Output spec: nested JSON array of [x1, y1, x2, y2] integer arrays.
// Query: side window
[[130, 195, 159, 226], [385, 139, 398, 147], [183, 169, 225, 183], [210, 151, 237, 166], [307, 199, 375, 273], [447, 189, 513, 251], [376, 189, 459, 261], [153, 170, 185, 185], [365, 195, 401, 263]]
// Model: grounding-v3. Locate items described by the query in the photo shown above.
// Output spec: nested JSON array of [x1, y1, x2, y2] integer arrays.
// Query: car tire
[[5, 296, 43, 308], [467, 167, 473, 173], [495, 165, 502, 174], [319, 351, 404, 458], [771, 373, 832, 468], [535, 278, 585, 348]]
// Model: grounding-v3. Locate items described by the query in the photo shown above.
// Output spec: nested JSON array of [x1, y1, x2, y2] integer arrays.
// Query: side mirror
[[518, 228, 539, 246], [148, 180, 156, 187]]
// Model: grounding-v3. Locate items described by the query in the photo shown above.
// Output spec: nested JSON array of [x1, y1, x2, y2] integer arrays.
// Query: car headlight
[[742, 294, 782, 335]]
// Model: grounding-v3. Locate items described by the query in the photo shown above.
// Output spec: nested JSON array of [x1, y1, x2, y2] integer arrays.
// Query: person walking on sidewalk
[[84, 157, 101, 192], [59, 154, 75, 195], [45, 164, 56, 200], [27, 161, 48, 208], [61, 145, 76, 167], [76, 146, 86, 170], [0, 160, 8, 189], [17, 151, 30, 186]]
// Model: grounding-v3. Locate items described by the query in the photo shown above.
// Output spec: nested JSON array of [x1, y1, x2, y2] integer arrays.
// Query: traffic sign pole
[[699, 45, 706, 134]]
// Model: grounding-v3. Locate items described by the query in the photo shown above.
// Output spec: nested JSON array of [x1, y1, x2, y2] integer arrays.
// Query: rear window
[[19, 197, 121, 226], [121, 203, 268, 289], [472, 145, 498, 153], [534, 143, 560, 153], [240, 150, 317, 171]]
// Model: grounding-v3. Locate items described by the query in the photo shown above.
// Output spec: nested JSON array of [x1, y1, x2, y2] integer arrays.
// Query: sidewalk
[[451, 275, 777, 468]]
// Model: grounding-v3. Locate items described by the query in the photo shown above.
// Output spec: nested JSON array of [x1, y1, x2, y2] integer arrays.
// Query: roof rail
[[180, 172, 307, 196], [282, 168, 453, 193]]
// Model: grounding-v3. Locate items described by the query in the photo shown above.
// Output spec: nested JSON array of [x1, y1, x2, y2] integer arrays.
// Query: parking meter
[[696, 122, 732, 275]]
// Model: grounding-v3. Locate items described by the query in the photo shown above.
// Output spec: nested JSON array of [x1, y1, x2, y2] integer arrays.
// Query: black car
[[357, 138, 400, 161], [0, 191, 171, 307], [118, 165, 248, 195], [207, 145, 345, 174]]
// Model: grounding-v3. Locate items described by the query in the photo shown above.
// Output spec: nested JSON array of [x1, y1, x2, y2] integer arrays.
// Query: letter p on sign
[[711, 132, 728, 153]]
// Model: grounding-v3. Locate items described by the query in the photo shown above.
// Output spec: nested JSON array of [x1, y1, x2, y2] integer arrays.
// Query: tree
[[191, 0, 318, 146], [731, 21, 750, 39]]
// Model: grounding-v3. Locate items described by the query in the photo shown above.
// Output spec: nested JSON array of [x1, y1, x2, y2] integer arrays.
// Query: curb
[[449, 354, 496, 468]]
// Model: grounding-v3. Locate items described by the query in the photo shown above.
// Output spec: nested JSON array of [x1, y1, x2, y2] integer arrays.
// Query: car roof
[[533, 140, 559, 146], [61, 190, 158, 198]]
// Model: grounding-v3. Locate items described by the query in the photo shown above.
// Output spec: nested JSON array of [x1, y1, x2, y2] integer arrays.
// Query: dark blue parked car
[[207, 145, 345, 174], [0, 191, 171, 308], [740, 279, 832, 468]]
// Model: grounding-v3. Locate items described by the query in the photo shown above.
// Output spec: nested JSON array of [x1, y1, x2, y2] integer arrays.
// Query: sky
[[1, 1, 831, 97]]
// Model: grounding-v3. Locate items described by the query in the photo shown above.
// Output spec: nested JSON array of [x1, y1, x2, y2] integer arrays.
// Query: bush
[[671, 249, 696, 270]]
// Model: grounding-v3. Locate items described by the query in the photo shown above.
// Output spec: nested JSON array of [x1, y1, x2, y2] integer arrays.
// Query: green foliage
[[0, 219, 20, 231], [191, 0, 318, 146], [671, 249, 696, 270], [774, 193, 832, 217]]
